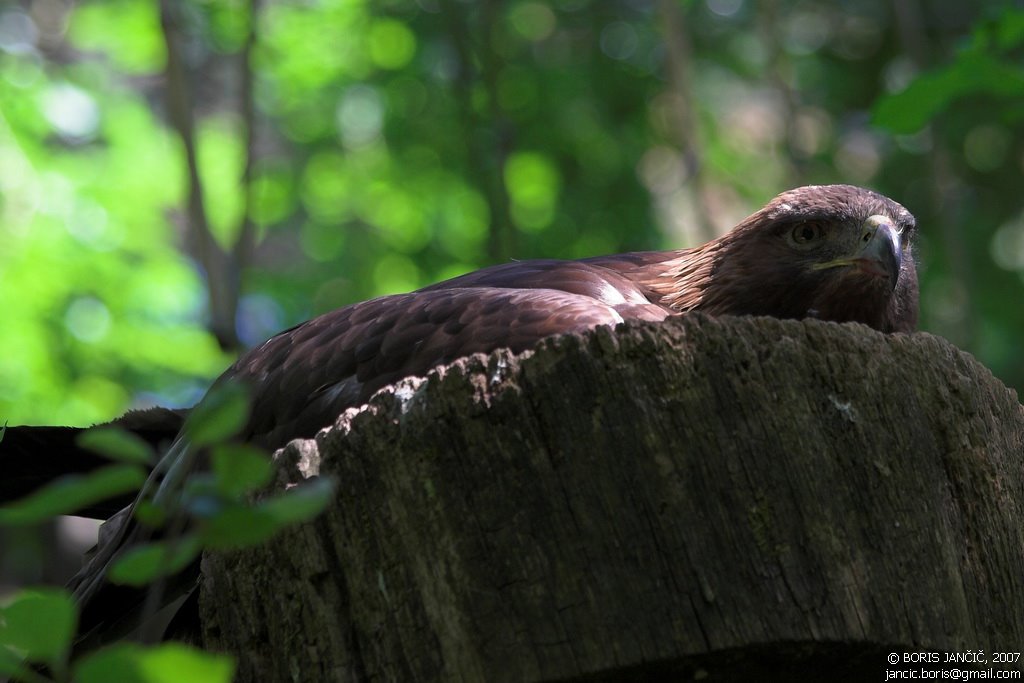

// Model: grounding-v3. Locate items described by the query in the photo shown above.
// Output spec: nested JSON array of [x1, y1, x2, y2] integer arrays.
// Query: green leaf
[[183, 472, 219, 498], [73, 644, 141, 683], [133, 500, 168, 528], [0, 465, 146, 525], [211, 444, 273, 498], [198, 478, 334, 550], [0, 645, 50, 683], [260, 477, 335, 525], [996, 9, 1024, 49], [0, 646, 23, 675], [199, 504, 278, 550], [0, 588, 77, 665], [185, 382, 251, 447], [75, 642, 235, 683], [107, 536, 202, 586], [77, 426, 156, 464], [872, 51, 1024, 134], [68, 0, 166, 74]]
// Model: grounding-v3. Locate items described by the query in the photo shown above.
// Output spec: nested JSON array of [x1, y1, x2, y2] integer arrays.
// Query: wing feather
[[235, 286, 633, 450]]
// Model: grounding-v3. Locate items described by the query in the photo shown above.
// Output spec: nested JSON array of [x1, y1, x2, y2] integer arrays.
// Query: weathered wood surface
[[199, 315, 1024, 682]]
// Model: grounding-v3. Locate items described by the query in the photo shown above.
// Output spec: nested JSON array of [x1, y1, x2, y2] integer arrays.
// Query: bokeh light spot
[[237, 294, 285, 347], [65, 297, 111, 343], [834, 130, 881, 182], [301, 221, 347, 262], [301, 152, 350, 220], [42, 83, 100, 140], [437, 188, 489, 260], [373, 253, 421, 295], [504, 152, 561, 233], [251, 167, 296, 226], [336, 85, 384, 148], [509, 2, 557, 42], [637, 146, 686, 196], [964, 124, 1010, 172], [991, 212, 1024, 272], [368, 19, 416, 70], [0, 9, 38, 54], [65, 200, 120, 250], [600, 21, 638, 61], [784, 10, 829, 55], [707, 0, 743, 19]]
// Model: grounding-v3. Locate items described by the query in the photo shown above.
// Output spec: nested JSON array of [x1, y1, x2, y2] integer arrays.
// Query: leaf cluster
[[0, 384, 333, 683]]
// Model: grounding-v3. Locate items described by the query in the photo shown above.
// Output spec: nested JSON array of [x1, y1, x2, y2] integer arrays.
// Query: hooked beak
[[812, 215, 902, 289]]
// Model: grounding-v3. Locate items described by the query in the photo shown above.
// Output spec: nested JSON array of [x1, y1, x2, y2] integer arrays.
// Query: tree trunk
[[198, 315, 1024, 682]]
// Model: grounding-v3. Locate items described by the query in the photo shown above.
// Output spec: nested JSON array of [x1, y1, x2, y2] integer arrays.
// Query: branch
[[756, 0, 802, 184], [478, 0, 516, 259], [439, 0, 515, 262], [159, 0, 239, 350], [657, 0, 717, 242], [0, 408, 185, 518], [891, 0, 977, 347], [232, 0, 260, 269]]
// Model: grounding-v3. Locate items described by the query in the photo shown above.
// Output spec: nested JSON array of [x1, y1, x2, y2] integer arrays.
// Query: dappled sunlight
[[0, 0, 1020, 425]]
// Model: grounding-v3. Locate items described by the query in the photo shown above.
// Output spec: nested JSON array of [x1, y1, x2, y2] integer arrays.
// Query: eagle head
[[678, 184, 919, 333]]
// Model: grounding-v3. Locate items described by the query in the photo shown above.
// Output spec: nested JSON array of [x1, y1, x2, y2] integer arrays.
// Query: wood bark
[[198, 315, 1024, 682]]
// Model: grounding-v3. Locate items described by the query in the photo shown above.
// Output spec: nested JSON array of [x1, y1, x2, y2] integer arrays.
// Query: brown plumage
[[67, 183, 918, 646], [227, 183, 917, 450]]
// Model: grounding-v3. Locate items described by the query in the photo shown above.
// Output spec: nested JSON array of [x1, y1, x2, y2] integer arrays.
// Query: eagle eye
[[789, 223, 821, 246]]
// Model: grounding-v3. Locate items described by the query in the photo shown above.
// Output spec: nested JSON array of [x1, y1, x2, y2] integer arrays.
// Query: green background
[[1, 0, 1022, 426]]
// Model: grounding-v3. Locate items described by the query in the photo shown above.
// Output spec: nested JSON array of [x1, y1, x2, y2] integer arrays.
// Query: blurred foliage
[[0, 586, 234, 683], [0, 382, 331, 681], [0, 0, 1021, 426], [74, 643, 234, 683]]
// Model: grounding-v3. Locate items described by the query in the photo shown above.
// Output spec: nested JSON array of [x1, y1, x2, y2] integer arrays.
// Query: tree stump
[[199, 315, 1024, 682]]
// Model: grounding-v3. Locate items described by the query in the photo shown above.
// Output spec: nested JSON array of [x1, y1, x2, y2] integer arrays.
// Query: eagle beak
[[812, 215, 902, 288], [860, 215, 902, 284]]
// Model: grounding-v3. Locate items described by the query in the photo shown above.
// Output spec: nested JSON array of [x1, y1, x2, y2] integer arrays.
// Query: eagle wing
[[234, 276, 671, 450], [66, 184, 921, 648], [71, 260, 677, 639]]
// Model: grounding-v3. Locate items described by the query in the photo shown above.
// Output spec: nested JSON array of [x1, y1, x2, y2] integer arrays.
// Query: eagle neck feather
[[640, 233, 737, 313]]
